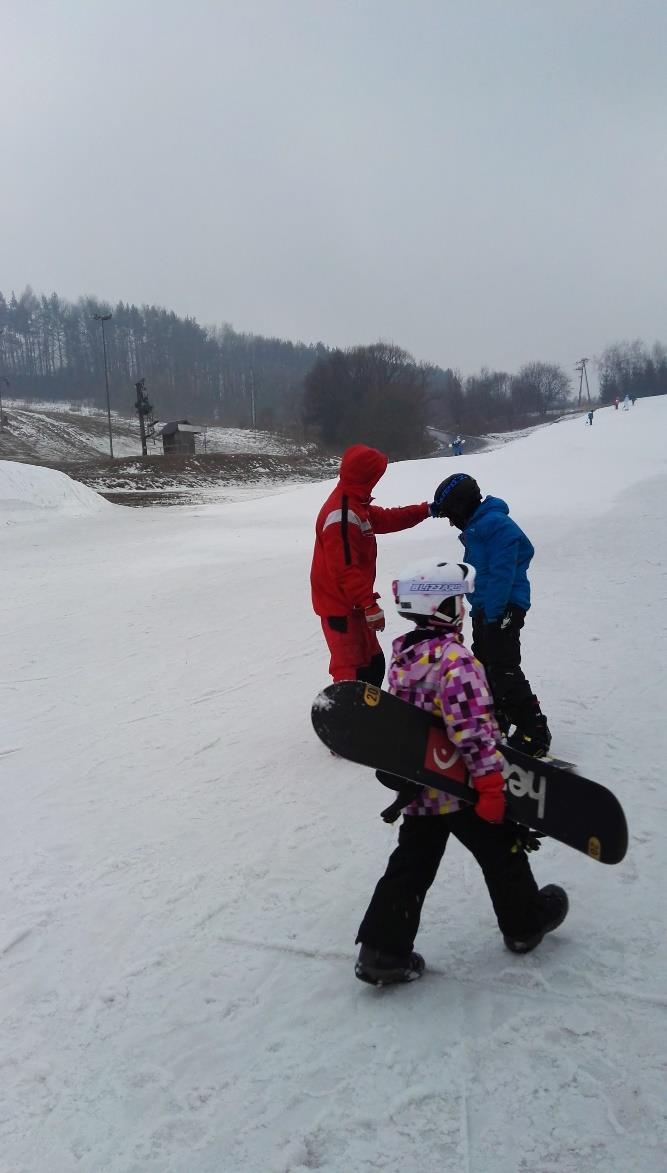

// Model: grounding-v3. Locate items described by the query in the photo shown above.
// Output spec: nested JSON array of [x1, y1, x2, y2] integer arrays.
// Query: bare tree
[[511, 362, 572, 418]]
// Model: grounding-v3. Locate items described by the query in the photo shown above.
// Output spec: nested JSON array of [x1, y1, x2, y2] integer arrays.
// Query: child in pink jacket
[[355, 559, 568, 986]]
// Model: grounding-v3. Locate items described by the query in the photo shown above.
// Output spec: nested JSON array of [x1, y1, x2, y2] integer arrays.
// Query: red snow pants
[[320, 612, 384, 684]]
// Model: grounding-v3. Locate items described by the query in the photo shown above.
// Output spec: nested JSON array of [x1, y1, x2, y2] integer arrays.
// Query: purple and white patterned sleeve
[[438, 647, 503, 779]]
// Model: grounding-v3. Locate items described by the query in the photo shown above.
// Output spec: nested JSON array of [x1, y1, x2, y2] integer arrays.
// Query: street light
[[93, 312, 114, 458], [0, 327, 7, 432]]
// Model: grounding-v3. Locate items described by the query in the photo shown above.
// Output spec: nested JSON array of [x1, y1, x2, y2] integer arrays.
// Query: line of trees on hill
[[0, 287, 324, 430], [2, 287, 665, 458], [597, 341, 667, 405], [302, 347, 576, 457]]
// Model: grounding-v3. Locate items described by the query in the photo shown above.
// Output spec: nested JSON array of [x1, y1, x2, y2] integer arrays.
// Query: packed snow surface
[[1, 400, 666, 1172]]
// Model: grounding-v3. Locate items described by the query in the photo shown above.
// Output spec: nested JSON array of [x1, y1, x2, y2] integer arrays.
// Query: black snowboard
[[312, 681, 628, 864]]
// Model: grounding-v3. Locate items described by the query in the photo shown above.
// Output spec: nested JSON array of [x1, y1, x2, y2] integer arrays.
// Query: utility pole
[[93, 312, 114, 457], [575, 358, 591, 405]]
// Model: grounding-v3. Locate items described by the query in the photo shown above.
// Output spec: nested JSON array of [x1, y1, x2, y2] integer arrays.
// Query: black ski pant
[[356, 810, 543, 956], [471, 606, 545, 736], [356, 653, 386, 688]]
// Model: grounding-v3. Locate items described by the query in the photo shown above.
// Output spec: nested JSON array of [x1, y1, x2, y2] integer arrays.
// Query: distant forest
[[1, 287, 665, 458], [0, 286, 323, 433], [597, 341, 667, 406]]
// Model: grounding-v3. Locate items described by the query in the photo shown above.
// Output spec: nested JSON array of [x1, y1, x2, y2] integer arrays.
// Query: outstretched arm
[[368, 501, 429, 534]]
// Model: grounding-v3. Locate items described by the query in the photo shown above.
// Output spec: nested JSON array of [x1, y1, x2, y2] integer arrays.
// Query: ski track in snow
[[1, 401, 667, 1172]]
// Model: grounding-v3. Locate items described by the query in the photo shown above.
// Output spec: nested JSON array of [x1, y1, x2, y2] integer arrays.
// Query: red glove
[[473, 771, 506, 823], [364, 603, 385, 632]]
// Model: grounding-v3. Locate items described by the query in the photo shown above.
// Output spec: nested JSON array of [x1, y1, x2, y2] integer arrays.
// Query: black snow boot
[[355, 944, 425, 986], [503, 885, 569, 954]]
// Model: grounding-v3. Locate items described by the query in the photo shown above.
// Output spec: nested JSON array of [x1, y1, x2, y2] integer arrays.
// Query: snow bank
[[0, 460, 112, 525]]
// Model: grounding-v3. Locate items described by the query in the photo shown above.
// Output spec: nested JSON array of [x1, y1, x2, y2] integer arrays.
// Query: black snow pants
[[471, 606, 546, 737], [356, 810, 543, 956], [356, 653, 386, 688]]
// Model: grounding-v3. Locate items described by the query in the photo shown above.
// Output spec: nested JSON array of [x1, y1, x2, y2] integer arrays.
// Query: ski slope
[[1, 400, 666, 1172], [1, 400, 316, 463]]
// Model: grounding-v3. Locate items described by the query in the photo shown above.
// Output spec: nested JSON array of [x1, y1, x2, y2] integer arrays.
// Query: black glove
[[376, 770, 422, 823], [484, 607, 512, 633], [507, 821, 543, 854]]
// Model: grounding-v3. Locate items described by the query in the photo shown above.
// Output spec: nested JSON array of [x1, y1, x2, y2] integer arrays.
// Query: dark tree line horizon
[[0, 286, 325, 433], [1, 287, 665, 459]]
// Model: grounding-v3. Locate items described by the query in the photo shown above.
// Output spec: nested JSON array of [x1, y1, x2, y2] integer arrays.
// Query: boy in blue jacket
[[431, 473, 551, 756]]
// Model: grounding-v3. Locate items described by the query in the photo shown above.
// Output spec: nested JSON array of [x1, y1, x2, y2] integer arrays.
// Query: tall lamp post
[[93, 312, 114, 458], [0, 326, 6, 431]]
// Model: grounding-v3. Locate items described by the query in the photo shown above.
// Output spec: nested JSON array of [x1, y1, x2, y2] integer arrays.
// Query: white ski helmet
[[392, 559, 475, 629]]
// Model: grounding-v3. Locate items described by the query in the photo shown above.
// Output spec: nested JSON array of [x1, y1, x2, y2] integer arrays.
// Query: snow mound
[[0, 460, 112, 525]]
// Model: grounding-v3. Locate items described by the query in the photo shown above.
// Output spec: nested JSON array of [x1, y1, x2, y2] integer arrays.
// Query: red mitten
[[473, 770, 506, 823], [364, 603, 385, 632]]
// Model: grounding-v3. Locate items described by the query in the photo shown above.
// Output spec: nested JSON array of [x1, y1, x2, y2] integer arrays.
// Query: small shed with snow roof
[[160, 420, 201, 455]]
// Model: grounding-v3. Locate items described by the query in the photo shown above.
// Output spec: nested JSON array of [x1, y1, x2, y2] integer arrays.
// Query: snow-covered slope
[[0, 400, 316, 463], [1, 399, 666, 1172], [0, 459, 111, 524], [1, 402, 143, 460]]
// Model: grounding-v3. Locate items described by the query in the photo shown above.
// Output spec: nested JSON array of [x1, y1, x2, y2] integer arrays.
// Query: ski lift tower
[[575, 358, 591, 405], [134, 378, 156, 456]]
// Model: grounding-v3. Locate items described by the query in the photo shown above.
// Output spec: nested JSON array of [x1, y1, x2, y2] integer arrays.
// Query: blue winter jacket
[[459, 496, 533, 621]]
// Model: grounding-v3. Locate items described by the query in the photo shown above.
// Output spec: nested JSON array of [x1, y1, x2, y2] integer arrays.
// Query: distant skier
[[587, 410, 594, 426], [310, 444, 430, 686], [614, 396, 620, 410], [450, 435, 465, 456], [622, 395, 631, 411], [430, 473, 551, 756], [354, 559, 568, 986]]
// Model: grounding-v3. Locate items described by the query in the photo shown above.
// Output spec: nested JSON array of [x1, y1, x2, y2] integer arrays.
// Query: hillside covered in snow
[[1, 398, 666, 1172], [0, 399, 317, 463]]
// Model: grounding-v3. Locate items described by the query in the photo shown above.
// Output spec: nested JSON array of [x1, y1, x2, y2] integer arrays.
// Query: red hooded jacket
[[310, 444, 429, 617]]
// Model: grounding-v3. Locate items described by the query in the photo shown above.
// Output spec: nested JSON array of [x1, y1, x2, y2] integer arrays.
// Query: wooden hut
[[160, 420, 201, 455]]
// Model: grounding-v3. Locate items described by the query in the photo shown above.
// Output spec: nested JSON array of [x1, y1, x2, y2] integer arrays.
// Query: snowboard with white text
[[312, 681, 628, 864]]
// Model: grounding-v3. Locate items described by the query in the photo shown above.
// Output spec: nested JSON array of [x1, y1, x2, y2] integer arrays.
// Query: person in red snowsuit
[[310, 444, 430, 685]]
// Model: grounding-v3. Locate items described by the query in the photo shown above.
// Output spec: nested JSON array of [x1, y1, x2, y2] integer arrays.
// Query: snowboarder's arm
[[438, 655, 503, 779], [368, 502, 429, 534]]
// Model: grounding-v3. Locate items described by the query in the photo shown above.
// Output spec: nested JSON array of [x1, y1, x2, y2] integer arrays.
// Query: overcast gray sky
[[2, 0, 665, 379]]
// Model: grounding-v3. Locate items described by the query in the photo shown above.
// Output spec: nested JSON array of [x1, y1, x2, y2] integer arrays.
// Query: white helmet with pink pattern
[[392, 559, 475, 629]]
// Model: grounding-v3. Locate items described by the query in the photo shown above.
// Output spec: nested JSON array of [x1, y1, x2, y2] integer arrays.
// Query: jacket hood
[[467, 495, 510, 525], [391, 629, 462, 681], [339, 445, 388, 494]]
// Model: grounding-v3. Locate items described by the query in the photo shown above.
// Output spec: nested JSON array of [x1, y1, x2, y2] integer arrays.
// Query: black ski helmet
[[432, 473, 482, 528]]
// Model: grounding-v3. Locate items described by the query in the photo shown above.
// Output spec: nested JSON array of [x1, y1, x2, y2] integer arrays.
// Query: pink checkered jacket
[[387, 629, 503, 816]]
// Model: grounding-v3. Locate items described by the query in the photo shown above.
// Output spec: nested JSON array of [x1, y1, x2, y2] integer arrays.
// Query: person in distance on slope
[[354, 560, 568, 986], [311, 444, 431, 687], [431, 473, 551, 757]]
